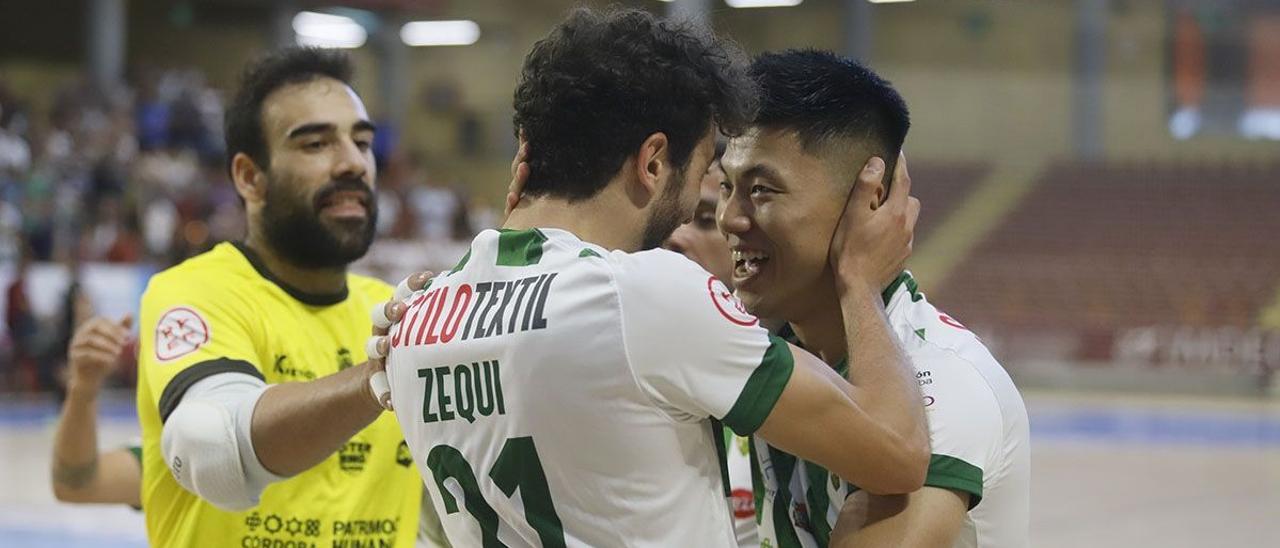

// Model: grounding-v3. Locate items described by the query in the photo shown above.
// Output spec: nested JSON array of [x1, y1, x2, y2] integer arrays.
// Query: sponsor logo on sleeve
[[708, 276, 758, 327], [154, 307, 210, 362]]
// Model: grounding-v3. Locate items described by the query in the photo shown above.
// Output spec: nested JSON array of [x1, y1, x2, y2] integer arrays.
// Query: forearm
[[839, 283, 929, 485], [51, 384, 103, 497], [251, 361, 383, 476], [831, 489, 968, 548]]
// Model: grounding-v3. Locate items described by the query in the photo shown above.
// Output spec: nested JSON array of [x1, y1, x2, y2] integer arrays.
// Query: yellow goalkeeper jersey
[[136, 242, 421, 548]]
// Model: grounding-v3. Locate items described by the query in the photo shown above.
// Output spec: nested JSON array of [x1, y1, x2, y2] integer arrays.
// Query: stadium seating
[[933, 160, 1280, 333], [902, 160, 990, 244]]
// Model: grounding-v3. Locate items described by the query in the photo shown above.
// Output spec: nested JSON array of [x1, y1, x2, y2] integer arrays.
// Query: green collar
[[880, 271, 921, 306]]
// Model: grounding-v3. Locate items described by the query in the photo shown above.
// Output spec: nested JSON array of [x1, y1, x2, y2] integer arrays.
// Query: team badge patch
[[707, 276, 758, 327], [154, 306, 210, 361]]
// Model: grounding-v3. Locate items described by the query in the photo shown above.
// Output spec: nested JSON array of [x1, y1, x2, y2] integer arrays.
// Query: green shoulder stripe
[[497, 228, 548, 266], [578, 248, 602, 258], [449, 249, 472, 274], [722, 336, 795, 436], [925, 454, 984, 510]]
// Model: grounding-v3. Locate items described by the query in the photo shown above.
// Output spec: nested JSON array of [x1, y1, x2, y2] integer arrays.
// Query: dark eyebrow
[[286, 123, 335, 140], [739, 163, 784, 185], [286, 120, 376, 140]]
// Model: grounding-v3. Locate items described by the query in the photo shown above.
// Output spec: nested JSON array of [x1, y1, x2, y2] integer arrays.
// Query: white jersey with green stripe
[[725, 430, 761, 547], [751, 273, 1030, 548], [386, 228, 796, 547]]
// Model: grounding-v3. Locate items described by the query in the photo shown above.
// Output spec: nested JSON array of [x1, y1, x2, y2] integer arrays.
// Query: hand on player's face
[[67, 315, 133, 392], [366, 271, 434, 410], [828, 151, 920, 295], [717, 128, 848, 319]]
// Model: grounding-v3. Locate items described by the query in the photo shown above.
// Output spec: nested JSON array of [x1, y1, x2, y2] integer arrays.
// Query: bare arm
[[831, 488, 970, 548], [51, 316, 142, 506], [756, 154, 930, 494], [253, 271, 430, 475], [249, 361, 385, 476]]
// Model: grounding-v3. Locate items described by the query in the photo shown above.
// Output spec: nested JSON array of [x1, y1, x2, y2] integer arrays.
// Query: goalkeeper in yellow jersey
[[135, 47, 421, 547]]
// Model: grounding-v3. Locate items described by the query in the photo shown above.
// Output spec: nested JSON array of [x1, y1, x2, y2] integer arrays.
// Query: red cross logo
[[154, 307, 210, 361]]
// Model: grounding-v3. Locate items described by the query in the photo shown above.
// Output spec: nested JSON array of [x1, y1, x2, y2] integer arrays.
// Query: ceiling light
[[726, 0, 803, 8], [400, 20, 481, 47], [292, 11, 367, 49]]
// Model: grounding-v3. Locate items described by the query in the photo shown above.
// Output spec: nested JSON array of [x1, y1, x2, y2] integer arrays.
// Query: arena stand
[[931, 159, 1280, 393]]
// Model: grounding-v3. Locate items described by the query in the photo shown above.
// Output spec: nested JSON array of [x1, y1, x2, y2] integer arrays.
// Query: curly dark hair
[[751, 49, 910, 172], [513, 8, 758, 202], [224, 47, 354, 173]]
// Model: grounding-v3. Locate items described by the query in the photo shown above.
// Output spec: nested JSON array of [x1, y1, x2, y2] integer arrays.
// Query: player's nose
[[717, 195, 751, 236], [332, 139, 370, 182]]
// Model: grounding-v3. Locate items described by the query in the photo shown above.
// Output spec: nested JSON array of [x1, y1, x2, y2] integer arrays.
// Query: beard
[[639, 169, 692, 251], [260, 173, 378, 269]]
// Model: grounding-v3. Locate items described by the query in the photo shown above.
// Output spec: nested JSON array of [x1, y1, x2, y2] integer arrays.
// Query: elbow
[[52, 483, 86, 503], [162, 399, 262, 511], [51, 463, 98, 503], [898, 447, 932, 493], [858, 469, 925, 496], [856, 436, 931, 496]]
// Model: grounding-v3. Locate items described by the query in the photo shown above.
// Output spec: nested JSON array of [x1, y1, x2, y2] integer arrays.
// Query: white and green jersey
[[724, 430, 760, 548], [387, 228, 796, 547], [752, 273, 1030, 548]]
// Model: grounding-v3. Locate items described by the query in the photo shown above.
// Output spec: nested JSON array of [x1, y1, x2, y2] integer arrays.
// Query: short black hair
[[513, 8, 758, 202], [751, 49, 909, 169], [224, 47, 355, 173]]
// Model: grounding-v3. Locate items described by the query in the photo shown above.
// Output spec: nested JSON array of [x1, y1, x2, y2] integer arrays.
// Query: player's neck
[[789, 301, 848, 366], [242, 235, 347, 296], [504, 190, 643, 252]]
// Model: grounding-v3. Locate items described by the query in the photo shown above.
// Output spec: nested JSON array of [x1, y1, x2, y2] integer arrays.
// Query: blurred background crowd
[[0, 60, 487, 394], [2, 0, 1278, 400], [2, 2, 1278, 547]]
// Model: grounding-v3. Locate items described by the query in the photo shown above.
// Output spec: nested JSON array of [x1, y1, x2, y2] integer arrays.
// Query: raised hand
[[66, 316, 133, 397]]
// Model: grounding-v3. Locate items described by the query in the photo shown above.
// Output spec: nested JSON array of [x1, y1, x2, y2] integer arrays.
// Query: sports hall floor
[[2, 390, 1277, 547]]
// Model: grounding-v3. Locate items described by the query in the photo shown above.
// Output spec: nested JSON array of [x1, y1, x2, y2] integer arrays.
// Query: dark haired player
[[720, 49, 1029, 548], [380, 9, 929, 546], [135, 47, 421, 547]]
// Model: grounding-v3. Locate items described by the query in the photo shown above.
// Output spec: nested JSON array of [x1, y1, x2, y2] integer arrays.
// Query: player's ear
[[231, 152, 268, 206], [633, 132, 669, 199], [849, 155, 888, 212]]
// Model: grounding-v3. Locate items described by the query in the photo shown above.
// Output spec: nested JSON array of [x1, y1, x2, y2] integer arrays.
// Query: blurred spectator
[[405, 154, 472, 241], [0, 66, 485, 394], [0, 105, 31, 177], [6, 245, 37, 388]]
